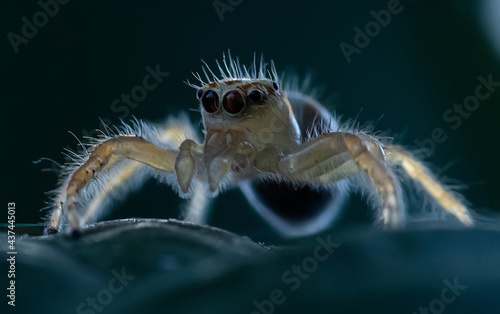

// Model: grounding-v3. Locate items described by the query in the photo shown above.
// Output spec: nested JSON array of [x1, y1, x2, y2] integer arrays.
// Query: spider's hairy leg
[[180, 180, 211, 224], [62, 136, 177, 235], [44, 117, 211, 235], [81, 161, 143, 226], [45, 148, 149, 235], [386, 146, 473, 226], [46, 201, 63, 235], [279, 132, 404, 228]]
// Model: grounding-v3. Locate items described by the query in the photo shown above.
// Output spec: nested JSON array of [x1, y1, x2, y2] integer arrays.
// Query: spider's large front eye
[[201, 90, 220, 113], [222, 90, 245, 114]]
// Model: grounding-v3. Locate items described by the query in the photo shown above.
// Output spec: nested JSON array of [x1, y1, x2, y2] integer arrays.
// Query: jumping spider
[[43, 53, 474, 237]]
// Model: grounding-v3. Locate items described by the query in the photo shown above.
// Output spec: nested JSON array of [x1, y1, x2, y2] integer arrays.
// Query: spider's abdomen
[[240, 92, 348, 237]]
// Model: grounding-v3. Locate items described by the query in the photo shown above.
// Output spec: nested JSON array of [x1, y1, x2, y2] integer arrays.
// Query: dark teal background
[[2, 0, 500, 238]]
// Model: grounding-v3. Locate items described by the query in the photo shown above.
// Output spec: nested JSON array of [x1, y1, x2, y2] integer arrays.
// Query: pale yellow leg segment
[[65, 136, 177, 232], [181, 180, 211, 224], [45, 202, 63, 234], [83, 161, 143, 223], [343, 134, 403, 228], [386, 147, 473, 226]]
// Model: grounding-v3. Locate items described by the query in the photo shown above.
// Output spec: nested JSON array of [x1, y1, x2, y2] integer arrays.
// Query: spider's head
[[189, 53, 301, 151], [195, 78, 300, 149]]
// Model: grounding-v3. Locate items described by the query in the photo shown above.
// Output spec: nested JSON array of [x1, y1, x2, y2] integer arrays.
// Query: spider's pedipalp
[[175, 139, 201, 193]]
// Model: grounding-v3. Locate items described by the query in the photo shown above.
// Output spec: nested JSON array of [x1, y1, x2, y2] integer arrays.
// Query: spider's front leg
[[59, 136, 178, 235], [278, 132, 404, 228]]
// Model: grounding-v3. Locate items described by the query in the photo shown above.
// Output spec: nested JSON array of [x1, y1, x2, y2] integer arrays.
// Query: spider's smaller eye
[[248, 90, 262, 102], [196, 89, 204, 99], [201, 90, 220, 113], [272, 82, 279, 90], [223, 90, 245, 114]]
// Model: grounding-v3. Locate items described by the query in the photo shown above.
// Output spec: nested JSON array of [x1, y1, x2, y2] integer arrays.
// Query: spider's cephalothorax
[[195, 78, 300, 182], [43, 53, 474, 237], [199, 79, 299, 146]]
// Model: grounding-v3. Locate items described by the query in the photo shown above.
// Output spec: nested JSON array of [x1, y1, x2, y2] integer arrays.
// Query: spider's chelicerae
[[43, 53, 474, 237]]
